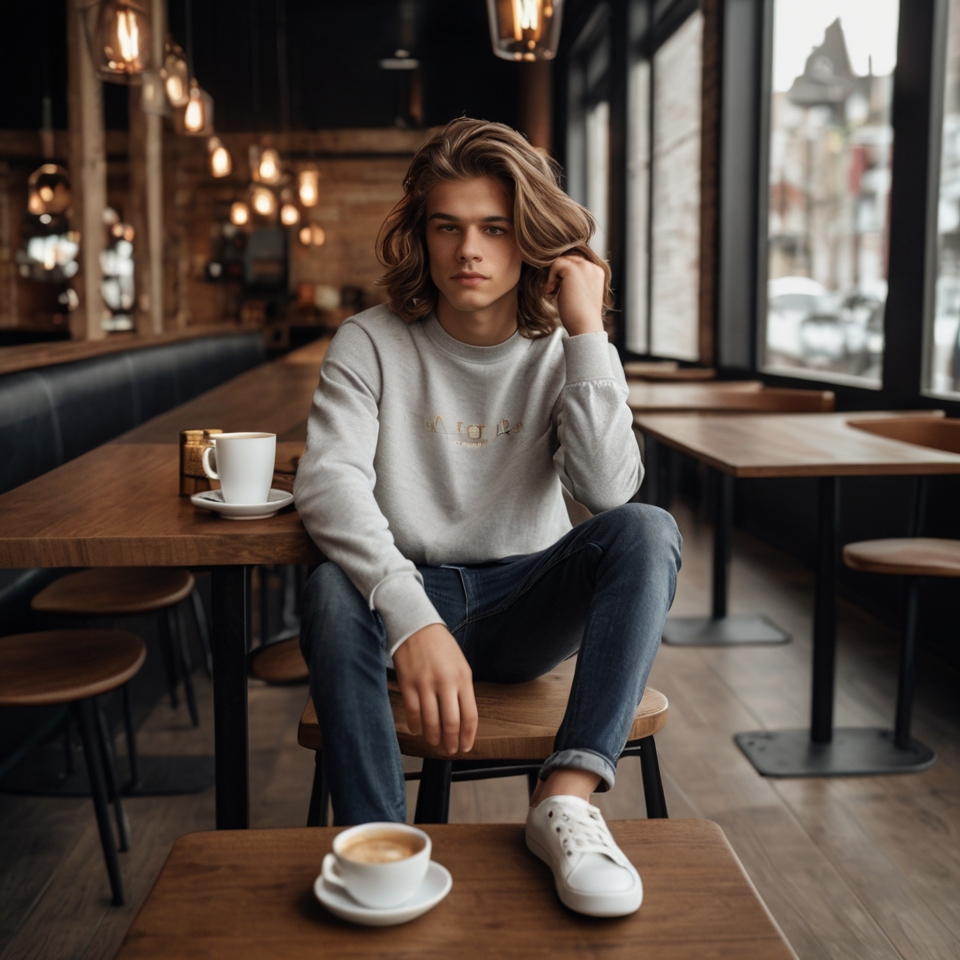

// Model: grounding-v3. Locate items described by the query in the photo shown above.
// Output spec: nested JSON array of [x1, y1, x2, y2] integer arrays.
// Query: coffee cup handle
[[201, 445, 219, 481], [321, 853, 348, 892]]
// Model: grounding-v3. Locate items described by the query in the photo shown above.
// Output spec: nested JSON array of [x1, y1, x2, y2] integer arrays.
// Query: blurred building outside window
[[586, 99, 610, 260], [625, 58, 650, 354], [649, 10, 702, 361], [763, 0, 898, 386], [929, 0, 960, 398]]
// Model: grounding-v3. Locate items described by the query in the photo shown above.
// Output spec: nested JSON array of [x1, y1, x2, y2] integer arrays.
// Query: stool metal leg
[[306, 751, 330, 827], [190, 586, 214, 677], [157, 607, 180, 710], [895, 576, 921, 748], [74, 699, 125, 906], [95, 700, 131, 852], [121, 684, 139, 789], [527, 770, 539, 799], [414, 759, 452, 824], [639, 736, 668, 819], [170, 606, 200, 727]]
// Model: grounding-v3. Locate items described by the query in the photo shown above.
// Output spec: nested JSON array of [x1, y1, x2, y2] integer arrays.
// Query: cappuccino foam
[[341, 831, 423, 865]]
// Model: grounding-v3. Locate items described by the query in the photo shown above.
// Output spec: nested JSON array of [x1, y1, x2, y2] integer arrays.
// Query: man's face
[[424, 177, 524, 321]]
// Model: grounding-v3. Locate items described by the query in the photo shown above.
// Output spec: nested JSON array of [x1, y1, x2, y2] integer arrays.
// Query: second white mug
[[201, 432, 276, 504]]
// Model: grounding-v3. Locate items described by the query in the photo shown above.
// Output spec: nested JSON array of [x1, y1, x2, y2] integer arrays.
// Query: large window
[[929, 0, 960, 398], [762, 0, 899, 386], [625, 7, 703, 360]]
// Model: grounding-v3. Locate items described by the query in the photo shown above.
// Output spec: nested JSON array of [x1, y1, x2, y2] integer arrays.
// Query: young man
[[295, 118, 681, 917]]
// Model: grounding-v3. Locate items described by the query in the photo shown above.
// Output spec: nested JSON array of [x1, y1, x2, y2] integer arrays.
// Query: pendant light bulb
[[280, 203, 300, 226], [298, 168, 319, 207], [95, 0, 153, 82], [162, 42, 190, 107], [252, 186, 276, 217], [208, 137, 232, 178], [257, 148, 282, 185], [184, 80, 206, 133], [486, 0, 564, 61], [230, 201, 250, 226]]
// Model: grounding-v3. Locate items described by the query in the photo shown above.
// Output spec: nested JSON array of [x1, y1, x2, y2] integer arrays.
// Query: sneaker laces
[[544, 801, 629, 866]]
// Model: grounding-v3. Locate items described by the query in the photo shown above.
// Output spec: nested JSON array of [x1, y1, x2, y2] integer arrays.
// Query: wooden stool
[[0, 630, 146, 905], [32, 568, 205, 728], [843, 537, 960, 761], [248, 636, 308, 685], [298, 659, 669, 825]]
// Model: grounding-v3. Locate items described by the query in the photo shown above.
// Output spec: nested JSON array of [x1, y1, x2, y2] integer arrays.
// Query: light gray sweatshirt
[[293, 304, 643, 655]]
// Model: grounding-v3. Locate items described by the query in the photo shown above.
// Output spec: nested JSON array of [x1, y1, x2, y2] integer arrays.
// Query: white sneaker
[[525, 795, 643, 917]]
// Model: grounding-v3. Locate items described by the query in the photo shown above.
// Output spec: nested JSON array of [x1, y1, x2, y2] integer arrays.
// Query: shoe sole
[[525, 831, 643, 918]]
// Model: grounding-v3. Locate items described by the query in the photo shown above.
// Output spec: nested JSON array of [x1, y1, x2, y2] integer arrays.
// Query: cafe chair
[[842, 537, 960, 762], [0, 629, 146, 906], [298, 659, 669, 826], [31, 567, 206, 729], [248, 636, 308, 684]]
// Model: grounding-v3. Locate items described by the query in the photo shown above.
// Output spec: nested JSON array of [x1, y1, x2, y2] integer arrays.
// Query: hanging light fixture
[[179, 78, 214, 134], [161, 40, 190, 107], [251, 186, 277, 218], [230, 201, 250, 226], [298, 168, 319, 207], [27, 164, 72, 217], [94, 0, 153, 81], [253, 147, 283, 185], [208, 137, 232, 177], [280, 202, 300, 227], [486, 0, 564, 61], [299, 223, 325, 247]]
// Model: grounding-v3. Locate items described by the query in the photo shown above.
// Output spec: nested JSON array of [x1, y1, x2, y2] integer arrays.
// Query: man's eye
[[487, 227, 506, 235]]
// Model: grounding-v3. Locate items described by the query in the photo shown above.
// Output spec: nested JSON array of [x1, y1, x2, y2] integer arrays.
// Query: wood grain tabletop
[[115, 821, 797, 960], [0, 442, 320, 568], [631, 411, 960, 477], [626, 381, 834, 413]]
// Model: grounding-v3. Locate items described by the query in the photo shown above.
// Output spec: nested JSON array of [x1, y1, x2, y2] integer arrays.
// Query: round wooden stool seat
[[249, 637, 308, 685], [31, 567, 195, 616], [298, 658, 668, 761], [0, 630, 146, 706], [843, 538, 960, 578]]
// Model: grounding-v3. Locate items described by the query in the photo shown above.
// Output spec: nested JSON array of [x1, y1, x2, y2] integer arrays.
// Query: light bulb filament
[[117, 10, 140, 63]]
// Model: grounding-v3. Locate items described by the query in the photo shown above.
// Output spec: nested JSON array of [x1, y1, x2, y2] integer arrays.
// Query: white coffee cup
[[321, 823, 431, 909], [201, 432, 276, 504]]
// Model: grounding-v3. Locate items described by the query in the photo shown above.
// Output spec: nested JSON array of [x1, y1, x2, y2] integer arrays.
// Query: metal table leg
[[663, 469, 790, 646], [212, 565, 251, 828], [736, 476, 935, 776]]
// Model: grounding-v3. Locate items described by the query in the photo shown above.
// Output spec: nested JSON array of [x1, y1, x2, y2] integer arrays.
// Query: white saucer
[[190, 488, 294, 520], [313, 860, 452, 927]]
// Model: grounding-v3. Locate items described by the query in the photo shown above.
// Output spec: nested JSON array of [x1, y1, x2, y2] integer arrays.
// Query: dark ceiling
[[1, 0, 524, 133]]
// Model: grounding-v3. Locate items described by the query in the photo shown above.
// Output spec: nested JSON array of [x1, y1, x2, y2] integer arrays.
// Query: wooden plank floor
[[1, 498, 958, 959]]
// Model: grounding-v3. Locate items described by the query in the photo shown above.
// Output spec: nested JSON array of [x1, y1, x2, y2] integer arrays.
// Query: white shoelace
[[544, 802, 629, 866]]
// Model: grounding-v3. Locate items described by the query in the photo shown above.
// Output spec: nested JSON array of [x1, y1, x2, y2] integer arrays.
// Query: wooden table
[[115, 821, 796, 959], [632, 410, 960, 776], [627, 382, 834, 646], [0, 359, 325, 829]]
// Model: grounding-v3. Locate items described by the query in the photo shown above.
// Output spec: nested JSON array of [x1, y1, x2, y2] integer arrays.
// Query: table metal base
[[0, 748, 214, 797], [663, 615, 790, 646], [735, 728, 936, 777]]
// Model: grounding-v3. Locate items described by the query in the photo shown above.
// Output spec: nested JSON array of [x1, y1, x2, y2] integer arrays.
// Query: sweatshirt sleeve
[[293, 322, 444, 655], [552, 332, 644, 512]]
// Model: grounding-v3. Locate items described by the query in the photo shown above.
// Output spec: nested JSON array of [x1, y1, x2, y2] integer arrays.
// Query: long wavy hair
[[376, 118, 612, 339]]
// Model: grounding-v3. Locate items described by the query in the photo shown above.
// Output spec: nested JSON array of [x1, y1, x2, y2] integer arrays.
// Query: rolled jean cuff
[[539, 748, 617, 793]]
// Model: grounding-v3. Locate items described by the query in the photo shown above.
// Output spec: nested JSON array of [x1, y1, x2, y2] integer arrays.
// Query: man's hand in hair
[[392, 623, 478, 756], [546, 255, 606, 337]]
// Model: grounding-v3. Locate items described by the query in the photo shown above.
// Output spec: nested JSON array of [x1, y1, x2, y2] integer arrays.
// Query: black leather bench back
[[0, 331, 265, 633], [0, 331, 265, 497]]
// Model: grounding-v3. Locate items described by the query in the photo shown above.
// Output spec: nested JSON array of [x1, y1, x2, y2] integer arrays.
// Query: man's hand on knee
[[392, 623, 478, 756]]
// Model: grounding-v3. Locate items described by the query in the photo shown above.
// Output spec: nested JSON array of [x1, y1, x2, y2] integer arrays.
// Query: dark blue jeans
[[300, 502, 681, 825]]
